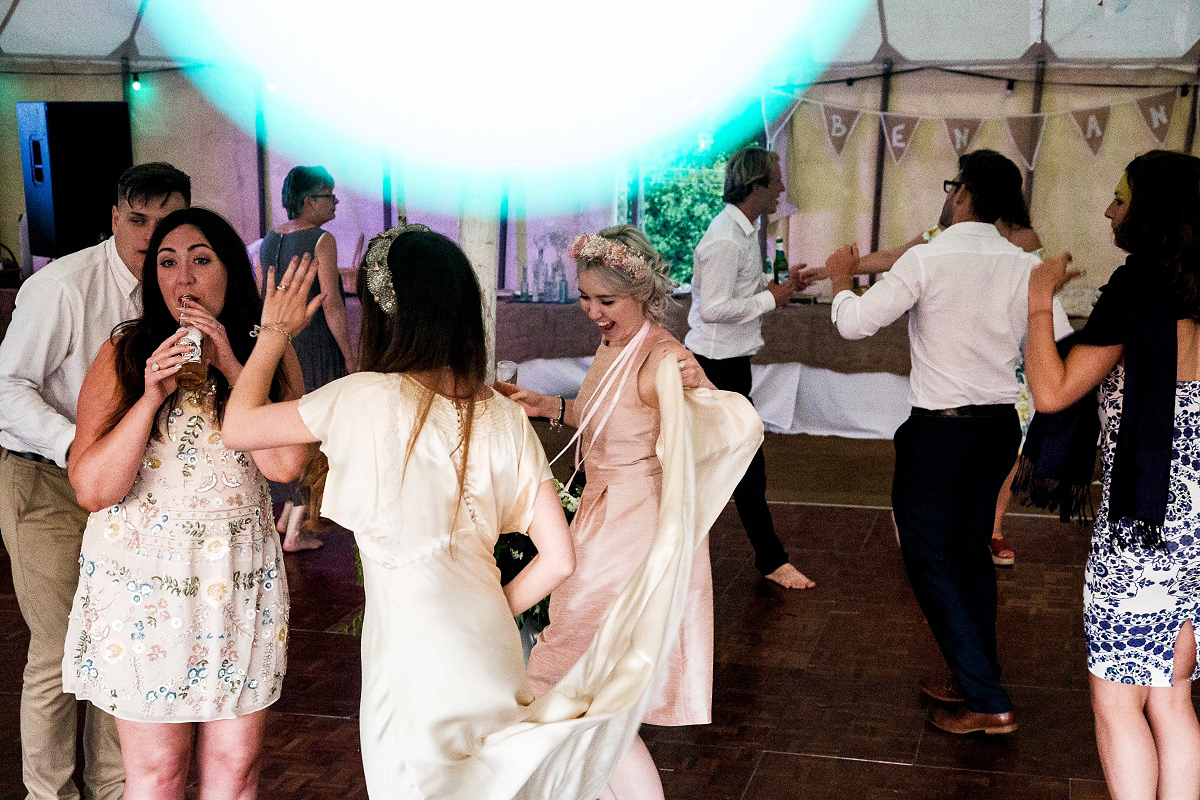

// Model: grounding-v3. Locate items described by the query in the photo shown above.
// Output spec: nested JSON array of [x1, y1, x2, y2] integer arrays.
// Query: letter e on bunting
[[1005, 114, 1045, 171], [880, 113, 920, 163], [1136, 90, 1177, 143], [1071, 106, 1110, 155], [943, 118, 981, 156], [821, 104, 861, 157]]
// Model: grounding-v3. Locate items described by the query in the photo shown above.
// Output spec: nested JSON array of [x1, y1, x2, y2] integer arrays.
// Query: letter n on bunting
[[821, 104, 861, 157], [943, 118, 981, 156], [1136, 90, 1177, 143], [880, 113, 920, 163], [1071, 106, 1110, 155]]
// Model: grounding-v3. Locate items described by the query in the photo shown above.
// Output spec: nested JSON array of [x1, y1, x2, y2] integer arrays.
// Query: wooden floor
[[0, 433, 1182, 799]]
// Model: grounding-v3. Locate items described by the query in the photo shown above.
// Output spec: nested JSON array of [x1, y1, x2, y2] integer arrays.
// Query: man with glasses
[[824, 150, 1066, 735]]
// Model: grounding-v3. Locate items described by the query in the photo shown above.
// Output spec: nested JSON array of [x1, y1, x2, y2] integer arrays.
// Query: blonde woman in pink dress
[[510, 225, 715, 800]]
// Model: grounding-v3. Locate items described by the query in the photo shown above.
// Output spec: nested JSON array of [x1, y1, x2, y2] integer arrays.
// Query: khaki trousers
[[0, 449, 124, 800]]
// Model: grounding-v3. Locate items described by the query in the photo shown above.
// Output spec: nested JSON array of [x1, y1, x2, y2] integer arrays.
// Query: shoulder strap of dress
[[546, 321, 652, 491]]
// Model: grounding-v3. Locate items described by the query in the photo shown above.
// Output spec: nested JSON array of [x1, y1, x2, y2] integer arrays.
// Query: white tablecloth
[[516, 358, 910, 440]]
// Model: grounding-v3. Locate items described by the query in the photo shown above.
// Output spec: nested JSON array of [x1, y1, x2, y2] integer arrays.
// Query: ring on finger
[[276, 283, 287, 291], [151, 362, 160, 372]]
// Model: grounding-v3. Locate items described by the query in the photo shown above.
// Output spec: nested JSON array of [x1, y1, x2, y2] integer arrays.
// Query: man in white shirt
[[828, 150, 1067, 736], [687, 147, 814, 590], [0, 162, 190, 800]]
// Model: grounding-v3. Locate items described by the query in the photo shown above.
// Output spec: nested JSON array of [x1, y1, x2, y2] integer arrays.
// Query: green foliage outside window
[[639, 125, 757, 286], [640, 162, 726, 286]]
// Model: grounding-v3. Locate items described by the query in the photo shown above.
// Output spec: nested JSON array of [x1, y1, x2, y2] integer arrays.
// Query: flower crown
[[363, 218, 431, 316], [568, 234, 653, 282]]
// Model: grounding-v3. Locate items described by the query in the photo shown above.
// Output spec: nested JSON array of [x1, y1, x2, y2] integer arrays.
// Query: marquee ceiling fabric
[[1, 0, 1197, 68]]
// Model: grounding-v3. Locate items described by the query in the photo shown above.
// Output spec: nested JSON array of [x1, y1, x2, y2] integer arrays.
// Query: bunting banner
[[795, 90, 1181, 166], [1005, 115, 1045, 171], [1136, 90, 1177, 143], [943, 117, 982, 156], [820, 104, 861, 157], [1071, 106, 1111, 155], [879, 113, 920, 163]]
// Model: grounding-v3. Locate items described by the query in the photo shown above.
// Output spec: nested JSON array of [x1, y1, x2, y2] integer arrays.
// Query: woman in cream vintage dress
[[225, 223, 759, 799], [63, 208, 312, 798]]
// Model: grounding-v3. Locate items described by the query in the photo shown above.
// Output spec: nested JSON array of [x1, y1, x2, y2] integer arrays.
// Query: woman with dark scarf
[[1026, 150, 1200, 800]]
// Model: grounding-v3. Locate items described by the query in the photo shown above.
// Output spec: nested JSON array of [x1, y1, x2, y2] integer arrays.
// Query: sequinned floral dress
[[62, 381, 288, 722]]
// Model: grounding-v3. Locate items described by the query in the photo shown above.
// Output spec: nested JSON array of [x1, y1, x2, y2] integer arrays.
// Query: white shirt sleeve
[[693, 239, 775, 325], [0, 276, 79, 464], [1051, 297, 1073, 341], [831, 251, 921, 340]]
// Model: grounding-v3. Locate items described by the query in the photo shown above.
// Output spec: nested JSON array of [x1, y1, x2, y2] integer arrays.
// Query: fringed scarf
[[1014, 256, 1181, 549]]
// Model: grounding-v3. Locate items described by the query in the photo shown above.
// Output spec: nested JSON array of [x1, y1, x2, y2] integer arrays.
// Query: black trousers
[[694, 354, 789, 574], [891, 410, 1020, 714]]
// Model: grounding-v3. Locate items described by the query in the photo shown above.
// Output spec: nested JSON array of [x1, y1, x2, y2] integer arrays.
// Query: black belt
[[911, 404, 1013, 418], [7, 449, 58, 466]]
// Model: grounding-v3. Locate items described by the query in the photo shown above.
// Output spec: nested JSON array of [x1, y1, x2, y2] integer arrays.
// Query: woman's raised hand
[[143, 329, 190, 403], [1030, 251, 1081, 302], [263, 253, 325, 339]]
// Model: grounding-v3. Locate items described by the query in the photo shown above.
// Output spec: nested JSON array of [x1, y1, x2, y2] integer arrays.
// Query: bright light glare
[[142, 1, 866, 212]]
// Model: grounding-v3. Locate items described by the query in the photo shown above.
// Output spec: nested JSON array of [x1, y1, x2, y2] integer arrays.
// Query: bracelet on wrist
[[548, 396, 565, 429], [250, 324, 293, 344]]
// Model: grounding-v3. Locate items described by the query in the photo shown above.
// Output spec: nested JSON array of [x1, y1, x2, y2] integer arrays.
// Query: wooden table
[[495, 296, 913, 376]]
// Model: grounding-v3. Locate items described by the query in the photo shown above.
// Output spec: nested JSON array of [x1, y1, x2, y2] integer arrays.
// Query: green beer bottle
[[772, 237, 789, 285]]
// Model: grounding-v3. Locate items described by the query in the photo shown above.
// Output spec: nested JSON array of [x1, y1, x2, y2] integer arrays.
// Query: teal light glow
[[142, 1, 867, 213]]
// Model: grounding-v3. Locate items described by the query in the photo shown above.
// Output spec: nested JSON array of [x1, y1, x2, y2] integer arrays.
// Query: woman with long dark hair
[[224, 223, 576, 796], [62, 207, 312, 798], [1026, 150, 1200, 800]]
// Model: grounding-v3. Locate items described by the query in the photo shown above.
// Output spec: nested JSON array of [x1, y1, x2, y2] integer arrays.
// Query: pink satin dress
[[525, 333, 714, 726]]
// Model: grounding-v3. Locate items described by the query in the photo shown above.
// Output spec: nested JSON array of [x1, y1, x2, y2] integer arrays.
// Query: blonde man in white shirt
[[827, 150, 1067, 736], [686, 147, 814, 590], [0, 162, 190, 800]]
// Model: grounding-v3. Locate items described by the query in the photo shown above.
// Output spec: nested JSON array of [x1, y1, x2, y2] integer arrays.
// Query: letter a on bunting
[[1071, 106, 1110, 155], [821, 104, 861, 157]]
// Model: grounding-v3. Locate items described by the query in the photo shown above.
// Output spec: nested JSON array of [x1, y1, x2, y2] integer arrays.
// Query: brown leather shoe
[[930, 705, 1018, 735], [919, 677, 964, 703]]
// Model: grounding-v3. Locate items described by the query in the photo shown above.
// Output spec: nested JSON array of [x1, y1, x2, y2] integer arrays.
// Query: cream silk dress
[[298, 367, 761, 799]]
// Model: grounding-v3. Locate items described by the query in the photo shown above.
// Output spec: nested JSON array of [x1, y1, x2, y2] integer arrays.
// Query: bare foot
[[765, 563, 816, 589], [283, 529, 324, 553], [274, 501, 294, 535], [281, 504, 323, 552]]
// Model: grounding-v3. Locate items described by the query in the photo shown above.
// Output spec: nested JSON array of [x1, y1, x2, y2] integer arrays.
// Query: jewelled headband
[[363, 218, 431, 315], [568, 233, 654, 282]]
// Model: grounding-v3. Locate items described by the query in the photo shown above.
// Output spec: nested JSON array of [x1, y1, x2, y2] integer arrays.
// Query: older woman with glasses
[[259, 165, 355, 552]]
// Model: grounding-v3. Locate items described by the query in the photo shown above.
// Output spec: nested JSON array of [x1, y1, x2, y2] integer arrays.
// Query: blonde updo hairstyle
[[574, 224, 675, 324]]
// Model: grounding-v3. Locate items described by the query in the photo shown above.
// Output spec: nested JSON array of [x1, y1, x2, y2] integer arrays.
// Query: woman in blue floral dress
[[63, 208, 312, 798], [1026, 151, 1200, 800]]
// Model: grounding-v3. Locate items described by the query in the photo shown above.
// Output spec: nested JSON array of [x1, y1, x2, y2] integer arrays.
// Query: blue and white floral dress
[[1085, 365, 1200, 686], [62, 380, 288, 721]]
